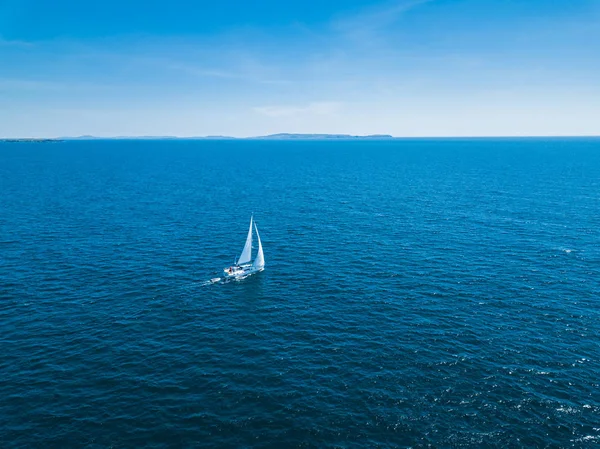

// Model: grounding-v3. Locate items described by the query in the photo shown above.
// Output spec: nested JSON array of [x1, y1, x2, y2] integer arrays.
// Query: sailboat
[[224, 215, 265, 279]]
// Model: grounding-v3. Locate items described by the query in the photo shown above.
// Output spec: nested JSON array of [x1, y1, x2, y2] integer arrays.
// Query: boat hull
[[223, 265, 264, 279]]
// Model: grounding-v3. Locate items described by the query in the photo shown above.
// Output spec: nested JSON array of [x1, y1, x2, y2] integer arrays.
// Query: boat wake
[[200, 273, 256, 286], [200, 277, 227, 286]]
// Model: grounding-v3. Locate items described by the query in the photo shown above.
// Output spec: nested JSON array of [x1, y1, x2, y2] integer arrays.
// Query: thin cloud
[[0, 78, 73, 91], [253, 102, 342, 117], [0, 37, 34, 47], [148, 56, 291, 85], [332, 0, 434, 41], [0, 78, 115, 92], [165, 62, 244, 80]]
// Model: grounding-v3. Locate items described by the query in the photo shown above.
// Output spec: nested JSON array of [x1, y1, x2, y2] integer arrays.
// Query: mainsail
[[237, 216, 253, 265], [252, 221, 265, 269]]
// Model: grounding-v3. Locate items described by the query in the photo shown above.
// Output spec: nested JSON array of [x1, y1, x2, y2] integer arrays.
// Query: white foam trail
[[199, 277, 222, 287]]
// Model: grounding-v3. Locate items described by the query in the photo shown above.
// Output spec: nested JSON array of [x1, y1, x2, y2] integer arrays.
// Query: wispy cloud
[[253, 102, 342, 117], [0, 79, 56, 90], [0, 77, 116, 93], [332, 0, 434, 41], [165, 59, 290, 85], [81, 48, 292, 85], [163, 62, 244, 80], [0, 78, 79, 91], [0, 37, 34, 47]]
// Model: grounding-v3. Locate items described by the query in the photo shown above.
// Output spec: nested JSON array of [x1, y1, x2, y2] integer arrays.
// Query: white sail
[[237, 216, 253, 265], [252, 221, 265, 270]]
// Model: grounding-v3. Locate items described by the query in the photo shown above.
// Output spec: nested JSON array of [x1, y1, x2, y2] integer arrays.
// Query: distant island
[[253, 133, 394, 140], [2, 134, 395, 142], [57, 133, 396, 140]]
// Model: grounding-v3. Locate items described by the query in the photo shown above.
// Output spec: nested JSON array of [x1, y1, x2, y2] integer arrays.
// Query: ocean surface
[[1, 138, 599, 448]]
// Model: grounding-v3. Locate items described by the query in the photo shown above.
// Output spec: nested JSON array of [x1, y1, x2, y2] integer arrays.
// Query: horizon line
[[2, 134, 600, 141]]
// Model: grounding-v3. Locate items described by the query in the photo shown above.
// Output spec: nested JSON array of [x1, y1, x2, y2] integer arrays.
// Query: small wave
[[572, 435, 599, 443], [557, 406, 578, 414]]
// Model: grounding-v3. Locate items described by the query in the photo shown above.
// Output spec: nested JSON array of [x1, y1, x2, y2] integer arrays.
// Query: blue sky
[[1, 0, 599, 137]]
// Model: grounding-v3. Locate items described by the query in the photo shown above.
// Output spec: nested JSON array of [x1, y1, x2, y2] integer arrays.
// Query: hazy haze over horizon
[[1, 0, 599, 138]]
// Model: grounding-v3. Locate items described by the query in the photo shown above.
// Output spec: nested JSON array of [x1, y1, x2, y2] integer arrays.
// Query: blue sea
[[1, 138, 599, 448]]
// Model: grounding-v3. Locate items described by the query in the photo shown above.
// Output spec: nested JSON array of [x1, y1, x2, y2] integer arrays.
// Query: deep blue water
[[1, 138, 599, 448]]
